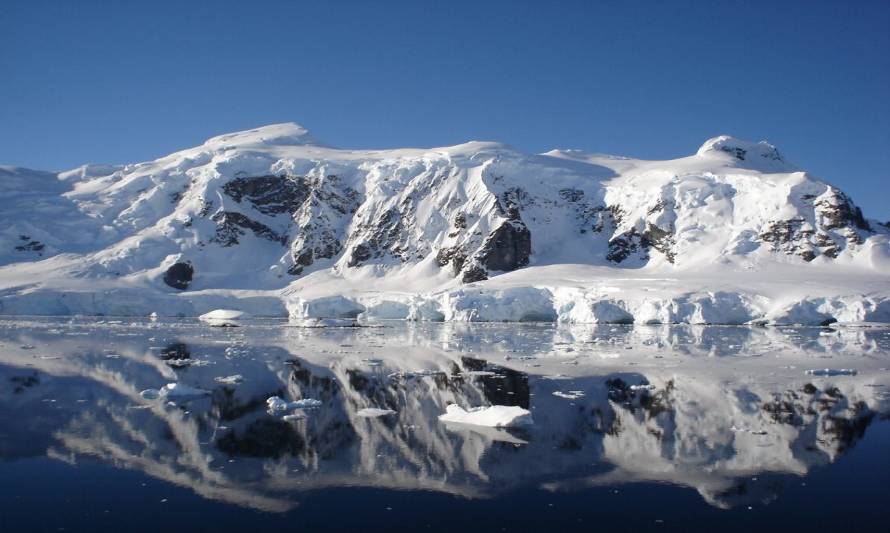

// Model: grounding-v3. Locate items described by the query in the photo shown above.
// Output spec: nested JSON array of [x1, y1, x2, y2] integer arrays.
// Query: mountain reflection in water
[[0, 318, 889, 516]]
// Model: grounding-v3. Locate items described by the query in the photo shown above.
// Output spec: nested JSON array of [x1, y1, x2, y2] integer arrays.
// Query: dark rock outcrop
[[435, 246, 468, 276], [642, 223, 675, 263], [461, 263, 489, 283], [759, 218, 817, 261], [760, 189, 872, 262], [478, 219, 531, 272], [210, 211, 287, 246], [163, 262, 194, 290], [606, 229, 648, 263], [815, 188, 869, 232], [286, 174, 359, 275], [222, 175, 310, 215]]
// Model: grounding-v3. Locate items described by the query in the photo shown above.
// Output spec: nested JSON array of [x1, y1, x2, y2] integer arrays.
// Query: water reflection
[[0, 318, 888, 512]]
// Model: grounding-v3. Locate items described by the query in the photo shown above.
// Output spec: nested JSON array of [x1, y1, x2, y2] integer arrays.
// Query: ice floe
[[356, 408, 397, 418], [438, 404, 533, 428]]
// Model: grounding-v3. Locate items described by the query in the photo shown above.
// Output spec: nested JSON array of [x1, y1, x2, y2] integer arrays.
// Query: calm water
[[1, 317, 889, 532]]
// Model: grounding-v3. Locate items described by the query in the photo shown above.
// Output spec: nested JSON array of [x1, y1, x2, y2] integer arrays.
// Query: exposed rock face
[[814, 187, 869, 232], [606, 229, 644, 263], [344, 191, 430, 269], [642, 223, 675, 263], [479, 219, 531, 272], [760, 187, 872, 262], [760, 218, 817, 261], [461, 263, 489, 283], [222, 175, 309, 215], [435, 246, 467, 276], [606, 222, 675, 264], [163, 262, 194, 290], [287, 175, 358, 275], [211, 211, 287, 247]]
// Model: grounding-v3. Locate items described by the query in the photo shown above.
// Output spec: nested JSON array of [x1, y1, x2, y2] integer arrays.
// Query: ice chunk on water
[[140, 383, 209, 401], [266, 396, 322, 412], [439, 404, 533, 428], [553, 390, 585, 400], [140, 388, 161, 400], [159, 383, 210, 398], [805, 368, 857, 376], [199, 309, 249, 327], [214, 374, 244, 385], [356, 407, 396, 417]]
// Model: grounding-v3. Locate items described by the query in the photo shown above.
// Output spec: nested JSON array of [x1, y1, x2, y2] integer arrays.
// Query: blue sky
[[2, 0, 888, 218]]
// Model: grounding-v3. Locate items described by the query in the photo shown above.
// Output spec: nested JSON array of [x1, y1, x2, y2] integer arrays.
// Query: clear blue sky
[[2, 0, 888, 219]]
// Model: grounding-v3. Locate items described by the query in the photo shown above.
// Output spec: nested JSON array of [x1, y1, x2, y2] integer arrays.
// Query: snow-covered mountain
[[1, 123, 888, 323]]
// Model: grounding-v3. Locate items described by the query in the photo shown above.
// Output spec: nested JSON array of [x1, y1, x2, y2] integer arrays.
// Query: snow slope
[[1, 123, 888, 324]]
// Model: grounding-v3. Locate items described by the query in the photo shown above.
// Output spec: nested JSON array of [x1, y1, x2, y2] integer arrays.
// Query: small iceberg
[[199, 309, 249, 327], [140, 383, 210, 401], [805, 368, 857, 376], [356, 407, 396, 418], [214, 374, 244, 385], [266, 396, 323, 412], [553, 390, 585, 400], [438, 404, 533, 428], [295, 318, 361, 328]]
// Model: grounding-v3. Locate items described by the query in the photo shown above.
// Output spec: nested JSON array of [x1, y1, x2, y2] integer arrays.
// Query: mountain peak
[[696, 135, 788, 169], [202, 122, 323, 149]]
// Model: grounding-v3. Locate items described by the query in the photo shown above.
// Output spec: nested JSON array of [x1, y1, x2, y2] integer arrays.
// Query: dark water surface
[[1, 317, 889, 532]]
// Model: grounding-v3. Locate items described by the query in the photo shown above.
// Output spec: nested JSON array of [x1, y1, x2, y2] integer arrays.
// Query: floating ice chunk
[[199, 309, 249, 327], [282, 413, 305, 422], [266, 396, 323, 412], [159, 383, 210, 399], [804, 368, 857, 376], [166, 359, 208, 368], [214, 374, 244, 385], [140, 388, 161, 400], [266, 396, 290, 411], [553, 390, 585, 400], [630, 384, 656, 391], [439, 404, 533, 428], [356, 407, 396, 417], [296, 318, 361, 328], [140, 383, 209, 401], [731, 425, 768, 435], [291, 398, 323, 409]]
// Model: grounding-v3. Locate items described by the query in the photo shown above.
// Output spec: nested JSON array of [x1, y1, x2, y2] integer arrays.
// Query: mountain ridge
[[0, 123, 888, 324]]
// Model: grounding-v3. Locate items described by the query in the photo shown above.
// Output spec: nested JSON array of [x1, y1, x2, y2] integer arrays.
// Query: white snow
[[438, 404, 534, 428]]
